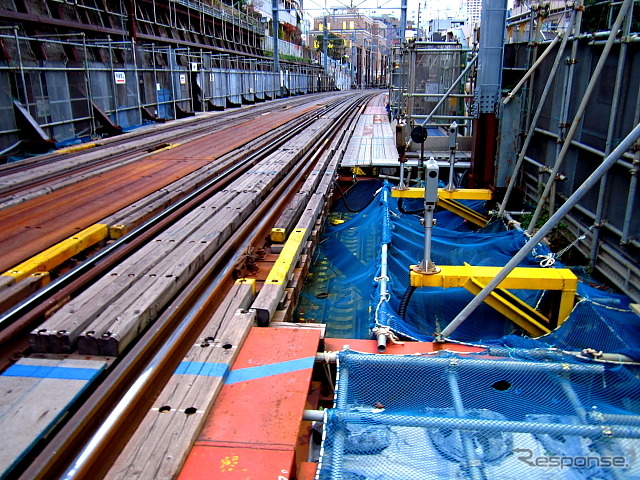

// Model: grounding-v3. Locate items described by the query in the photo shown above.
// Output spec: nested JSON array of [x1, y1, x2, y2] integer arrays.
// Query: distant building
[[309, 9, 395, 87], [428, 17, 466, 41]]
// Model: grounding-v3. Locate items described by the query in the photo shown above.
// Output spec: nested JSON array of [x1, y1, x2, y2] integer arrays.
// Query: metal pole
[[439, 122, 640, 340], [399, 0, 407, 44], [418, 158, 439, 273], [622, 150, 640, 244], [323, 17, 328, 75], [14, 27, 29, 107], [418, 55, 477, 129], [589, 3, 634, 264], [447, 367, 483, 480], [503, 33, 561, 105], [526, 0, 633, 235], [334, 410, 640, 437], [272, 0, 280, 94], [498, 8, 576, 216], [445, 121, 458, 191]]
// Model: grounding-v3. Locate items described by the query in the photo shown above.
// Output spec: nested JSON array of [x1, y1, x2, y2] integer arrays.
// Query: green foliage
[[314, 33, 346, 61], [581, 0, 640, 34]]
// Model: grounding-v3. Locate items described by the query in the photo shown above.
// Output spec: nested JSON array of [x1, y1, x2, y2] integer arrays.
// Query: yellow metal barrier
[[391, 187, 493, 200], [2, 224, 109, 281], [265, 228, 307, 285], [410, 263, 578, 335], [55, 142, 100, 154]]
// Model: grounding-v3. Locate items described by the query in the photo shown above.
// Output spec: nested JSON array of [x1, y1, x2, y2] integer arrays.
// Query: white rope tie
[[372, 325, 404, 345]]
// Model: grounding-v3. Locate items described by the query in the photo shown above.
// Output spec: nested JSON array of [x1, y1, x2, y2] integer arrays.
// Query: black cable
[[334, 181, 369, 213], [398, 197, 423, 215], [398, 285, 417, 320]]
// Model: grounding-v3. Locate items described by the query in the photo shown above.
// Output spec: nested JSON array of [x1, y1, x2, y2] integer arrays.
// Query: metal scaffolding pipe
[[337, 352, 604, 374], [332, 410, 640, 438], [590, 5, 634, 264], [416, 55, 478, 130], [503, 32, 562, 105], [440, 121, 640, 340], [622, 150, 640, 244], [526, 0, 633, 235], [498, 7, 576, 216]]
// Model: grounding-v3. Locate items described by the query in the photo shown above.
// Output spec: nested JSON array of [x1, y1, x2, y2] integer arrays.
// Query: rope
[[371, 325, 404, 345]]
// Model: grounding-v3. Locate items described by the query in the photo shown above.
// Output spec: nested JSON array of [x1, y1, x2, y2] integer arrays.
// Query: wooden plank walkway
[[0, 357, 107, 478], [105, 281, 256, 480]]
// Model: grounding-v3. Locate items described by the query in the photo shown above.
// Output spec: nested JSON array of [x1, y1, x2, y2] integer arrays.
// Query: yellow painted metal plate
[[2, 224, 109, 281], [391, 187, 493, 200], [265, 229, 307, 285]]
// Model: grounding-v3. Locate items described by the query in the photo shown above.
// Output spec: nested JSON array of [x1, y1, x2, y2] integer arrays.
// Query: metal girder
[[437, 197, 489, 227], [391, 187, 493, 200], [409, 263, 578, 334]]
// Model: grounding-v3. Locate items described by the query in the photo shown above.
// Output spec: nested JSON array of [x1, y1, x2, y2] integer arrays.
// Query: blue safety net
[[296, 181, 640, 356], [305, 180, 640, 479], [316, 350, 640, 479]]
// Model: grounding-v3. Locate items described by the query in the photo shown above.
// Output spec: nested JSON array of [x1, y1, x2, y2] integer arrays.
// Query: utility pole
[[272, 0, 280, 94]]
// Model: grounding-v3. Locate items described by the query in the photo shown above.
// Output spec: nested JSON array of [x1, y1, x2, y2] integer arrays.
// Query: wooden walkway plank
[[0, 358, 106, 478], [104, 281, 255, 480]]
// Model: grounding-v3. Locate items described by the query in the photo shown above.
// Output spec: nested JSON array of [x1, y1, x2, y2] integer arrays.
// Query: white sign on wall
[[179, 74, 187, 85], [114, 71, 126, 84]]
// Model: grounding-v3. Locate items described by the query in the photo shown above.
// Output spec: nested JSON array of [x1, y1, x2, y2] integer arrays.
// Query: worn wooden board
[[105, 282, 255, 480], [0, 357, 106, 477]]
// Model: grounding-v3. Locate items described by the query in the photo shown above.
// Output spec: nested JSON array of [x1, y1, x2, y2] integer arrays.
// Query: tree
[[314, 33, 346, 61]]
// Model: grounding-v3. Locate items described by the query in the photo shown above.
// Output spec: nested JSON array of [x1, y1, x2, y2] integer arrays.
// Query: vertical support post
[[323, 17, 328, 75], [399, 0, 407, 44], [131, 39, 142, 124], [470, 0, 507, 187], [272, 0, 280, 95], [590, 2, 634, 265], [446, 121, 458, 191], [526, 0, 633, 235], [417, 158, 440, 273], [81, 33, 97, 137], [622, 150, 640, 244]]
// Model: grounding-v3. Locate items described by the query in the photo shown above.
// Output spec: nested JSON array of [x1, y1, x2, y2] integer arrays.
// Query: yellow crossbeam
[[465, 277, 551, 337], [437, 197, 488, 227], [2, 224, 109, 281], [265, 228, 307, 285], [410, 263, 578, 330], [391, 187, 493, 200]]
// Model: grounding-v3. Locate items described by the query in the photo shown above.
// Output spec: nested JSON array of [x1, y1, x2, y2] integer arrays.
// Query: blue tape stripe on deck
[[225, 356, 316, 385], [3, 364, 102, 381], [174, 361, 229, 377]]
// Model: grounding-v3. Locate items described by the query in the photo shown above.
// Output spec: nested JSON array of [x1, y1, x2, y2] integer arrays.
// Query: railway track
[[1, 90, 376, 480]]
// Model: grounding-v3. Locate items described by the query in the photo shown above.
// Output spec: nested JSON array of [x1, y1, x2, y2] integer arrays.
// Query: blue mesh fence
[[317, 350, 640, 479], [307, 181, 640, 478]]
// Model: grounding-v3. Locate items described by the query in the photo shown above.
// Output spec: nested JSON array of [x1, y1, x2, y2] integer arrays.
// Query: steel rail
[[15, 91, 373, 480], [0, 97, 337, 345], [0, 93, 346, 198]]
